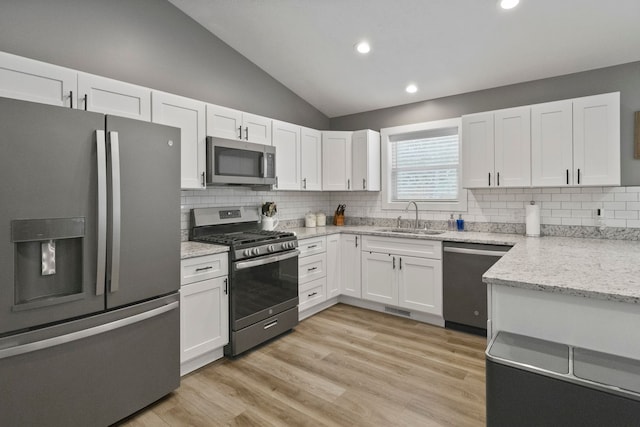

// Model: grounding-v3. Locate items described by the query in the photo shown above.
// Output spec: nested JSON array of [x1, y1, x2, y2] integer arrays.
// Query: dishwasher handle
[[444, 246, 510, 257]]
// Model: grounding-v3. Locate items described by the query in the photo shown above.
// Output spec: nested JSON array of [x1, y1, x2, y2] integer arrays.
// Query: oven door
[[231, 249, 299, 331]]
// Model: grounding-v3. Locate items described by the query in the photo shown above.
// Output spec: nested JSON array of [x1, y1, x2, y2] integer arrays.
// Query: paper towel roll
[[526, 202, 541, 237]]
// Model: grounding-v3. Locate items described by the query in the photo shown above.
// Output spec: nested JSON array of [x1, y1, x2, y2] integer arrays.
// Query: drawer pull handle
[[264, 320, 278, 330], [195, 266, 213, 272], [307, 244, 318, 249], [307, 266, 318, 272], [308, 292, 318, 297]]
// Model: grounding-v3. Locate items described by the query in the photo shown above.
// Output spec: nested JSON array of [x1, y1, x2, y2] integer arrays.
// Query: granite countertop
[[483, 236, 640, 304], [181, 241, 228, 260]]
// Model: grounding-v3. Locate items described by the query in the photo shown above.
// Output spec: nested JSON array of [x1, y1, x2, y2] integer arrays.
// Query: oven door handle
[[234, 249, 300, 271]]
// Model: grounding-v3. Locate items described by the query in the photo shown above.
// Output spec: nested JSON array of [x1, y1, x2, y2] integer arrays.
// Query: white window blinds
[[390, 127, 459, 201]]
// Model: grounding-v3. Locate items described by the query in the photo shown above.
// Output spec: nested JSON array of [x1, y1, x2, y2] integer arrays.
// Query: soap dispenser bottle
[[456, 214, 464, 231], [448, 214, 456, 231]]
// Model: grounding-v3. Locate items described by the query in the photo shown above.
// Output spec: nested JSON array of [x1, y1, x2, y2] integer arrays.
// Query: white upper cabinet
[[462, 107, 530, 188], [573, 92, 620, 186], [531, 100, 574, 186], [301, 127, 323, 191], [532, 92, 620, 187], [206, 104, 272, 145], [462, 112, 495, 188], [272, 120, 301, 190], [494, 106, 531, 187], [0, 51, 75, 108], [322, 131, 353, 191], [77, 73, 151, 121], [352, 129, 381, 191], [152, 91, 206, 190]]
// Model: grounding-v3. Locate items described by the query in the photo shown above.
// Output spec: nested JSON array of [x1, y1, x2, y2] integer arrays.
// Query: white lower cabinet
[[361, 236, 442, 316], [326, 234, 341, 299], [340, 234, 362, 298], [298, 236, 328, 313], [180, 253, 228, 376]]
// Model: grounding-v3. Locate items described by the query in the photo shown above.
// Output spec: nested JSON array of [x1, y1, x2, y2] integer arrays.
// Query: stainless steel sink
[[375, 228, 445, 235]]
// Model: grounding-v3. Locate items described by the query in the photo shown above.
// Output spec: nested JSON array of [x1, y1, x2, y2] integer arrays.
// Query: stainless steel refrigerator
[[0, 97, 181, 426]]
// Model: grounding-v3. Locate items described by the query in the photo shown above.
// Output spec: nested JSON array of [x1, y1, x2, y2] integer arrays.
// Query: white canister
[[261, 215, 279, 231], [305, 212, 316, 228], [316, 212, 326, 227], [525, 201, 541, 237]]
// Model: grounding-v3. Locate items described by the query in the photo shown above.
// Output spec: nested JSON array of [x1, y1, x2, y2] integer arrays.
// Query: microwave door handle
[[262, 153, 267, 178]]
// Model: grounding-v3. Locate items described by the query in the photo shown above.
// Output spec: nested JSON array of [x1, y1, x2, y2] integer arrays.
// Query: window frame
[[380, 118, 467, 212]]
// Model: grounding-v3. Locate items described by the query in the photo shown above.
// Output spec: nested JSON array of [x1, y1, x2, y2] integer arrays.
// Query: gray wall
[[0, 0, 329, 129], [330, 62, 640, 186]]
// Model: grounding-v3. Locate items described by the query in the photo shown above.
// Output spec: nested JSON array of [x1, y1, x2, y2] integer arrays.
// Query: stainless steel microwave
[[206, 136, 276, 186]]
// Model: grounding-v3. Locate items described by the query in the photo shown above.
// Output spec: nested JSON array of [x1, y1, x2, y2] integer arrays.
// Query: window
[[381, 118, 466, 211]]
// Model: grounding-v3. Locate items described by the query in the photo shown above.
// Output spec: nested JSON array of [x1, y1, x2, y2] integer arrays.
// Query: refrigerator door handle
[[0, 301, 178, 360], [109, 131, 122, 293], [96, 130, 108, 295]]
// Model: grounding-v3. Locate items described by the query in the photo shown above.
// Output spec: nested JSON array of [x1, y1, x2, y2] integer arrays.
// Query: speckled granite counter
[[484, 236, 640, 304], [181, 241, 228, 260]]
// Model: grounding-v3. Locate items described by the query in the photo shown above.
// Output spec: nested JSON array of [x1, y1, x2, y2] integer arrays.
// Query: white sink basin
[[376, 228, 445, 236]]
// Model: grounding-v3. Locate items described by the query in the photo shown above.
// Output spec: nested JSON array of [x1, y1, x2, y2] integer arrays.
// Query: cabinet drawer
[[181, 253, 228, 285], [362, 236, 442, 260], [299, 278, 326, 312], [299, 252, 326, 284], [298, 236, 326, 257]]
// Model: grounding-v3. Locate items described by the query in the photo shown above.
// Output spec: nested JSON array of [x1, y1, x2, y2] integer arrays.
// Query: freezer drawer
[[0, 294, 179, 427]]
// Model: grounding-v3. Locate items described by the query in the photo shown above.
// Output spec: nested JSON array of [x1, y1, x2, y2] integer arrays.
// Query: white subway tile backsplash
[[614, 192, 639, 202]]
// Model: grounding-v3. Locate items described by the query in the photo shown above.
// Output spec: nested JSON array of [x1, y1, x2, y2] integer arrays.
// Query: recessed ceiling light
[[355, 41, 370, 54], [406, 84, 418, 94], [499, 0, 520, 9]]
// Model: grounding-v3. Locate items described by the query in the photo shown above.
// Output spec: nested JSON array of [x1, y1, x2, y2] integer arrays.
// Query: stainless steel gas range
[[190, 206, 299, 357]]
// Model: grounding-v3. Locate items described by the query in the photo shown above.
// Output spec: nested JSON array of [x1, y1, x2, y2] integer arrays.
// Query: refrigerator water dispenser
[[11, 218, 85, 309]]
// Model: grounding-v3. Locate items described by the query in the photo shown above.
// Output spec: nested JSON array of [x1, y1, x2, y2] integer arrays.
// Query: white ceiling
[[170, 0, 640, 118]]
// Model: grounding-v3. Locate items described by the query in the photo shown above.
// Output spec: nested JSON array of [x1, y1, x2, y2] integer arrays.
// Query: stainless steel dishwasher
[[443, 241, 511, 336]]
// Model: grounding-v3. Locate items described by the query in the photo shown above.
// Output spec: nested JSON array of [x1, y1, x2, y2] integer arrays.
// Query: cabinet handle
[[577, 168, 581, 184], [303, 178, 307, 189], [307, 244, 318, 249], [275, 176, 279, 188], [393, 256, 396, 269], [245, 126, 249, 140], [497, 172, 500, 186], [224, 278, 228, 295], [347, 179, 351, 190], [195, 266, 213, 272], [69, 91, 73, 109], [307, 266, 318, 272], [566, 169, 569, 185], [399, 257, 402, 270], [363, 178, 366, 189], [201, 172, 206, 187], [84, 94, 88, 111], [308, 292, 318, 297], [488, 172, 491, 186], [238, 126, 243, 139], [355, 236, 358, 248]]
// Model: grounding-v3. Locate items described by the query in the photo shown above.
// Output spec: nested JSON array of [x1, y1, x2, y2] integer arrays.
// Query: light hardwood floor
[[118, 304, 487, 427]]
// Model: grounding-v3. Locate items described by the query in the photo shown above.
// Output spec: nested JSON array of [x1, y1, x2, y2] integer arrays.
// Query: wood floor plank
[[117, 303, 486, 426]]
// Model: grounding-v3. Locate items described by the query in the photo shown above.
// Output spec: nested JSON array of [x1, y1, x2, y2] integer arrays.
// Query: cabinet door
[[326, 234, 341, 299], [340, 234, 361, 297], [78, 73, 151, 121], [180, 276, 229, 364], [0, 51, 75, 108], [362, 252, 397, 305], [494, 106, 531, 187], [531, 100, 573, 186], [462, 112, 494, 188], [573, 92, 620, 186], [301, 127, 323, 191], [243, 113, 272, 145], [272, 120, 301, 190], [352, 129, 381, 191], [398, 256, 442, 315], [322, 131, 353, 191], [206, 104, 243, 140], [152, 92, 206, 189]]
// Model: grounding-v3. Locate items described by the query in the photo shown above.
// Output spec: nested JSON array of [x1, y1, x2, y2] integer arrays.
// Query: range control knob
[[243, 249, 252, 257], [252, 248, 260, 256], [267, 245, 275, 252]]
